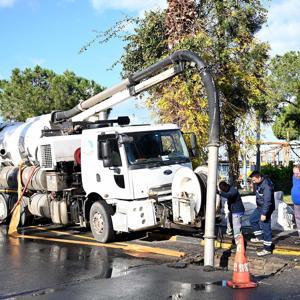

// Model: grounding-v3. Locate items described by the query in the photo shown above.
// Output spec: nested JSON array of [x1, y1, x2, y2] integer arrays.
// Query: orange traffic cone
[[227, 234, 258, 289]]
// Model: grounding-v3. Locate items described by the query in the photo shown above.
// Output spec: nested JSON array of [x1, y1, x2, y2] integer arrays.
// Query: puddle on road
[[192, 280, 225, 291], [168, 280, 256, 299]]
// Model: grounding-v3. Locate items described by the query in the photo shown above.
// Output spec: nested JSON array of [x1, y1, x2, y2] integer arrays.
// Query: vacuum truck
[[0, 50, 220, 243]]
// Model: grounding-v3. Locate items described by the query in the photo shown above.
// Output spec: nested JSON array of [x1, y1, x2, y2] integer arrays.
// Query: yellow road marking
[[25, 226, 131, 246], [25, 226, 97, 241], [273, 248, 300, 256], [15, 228, 185, 258]]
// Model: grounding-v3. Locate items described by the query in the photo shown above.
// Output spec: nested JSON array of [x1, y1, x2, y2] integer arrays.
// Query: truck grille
[[41, 144, 53, 168], [149, 183, 172, 195], [148, 184, 172, 203]]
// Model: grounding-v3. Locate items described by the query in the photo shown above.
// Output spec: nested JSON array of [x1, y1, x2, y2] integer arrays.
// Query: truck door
[[82, 134, 131, 200]]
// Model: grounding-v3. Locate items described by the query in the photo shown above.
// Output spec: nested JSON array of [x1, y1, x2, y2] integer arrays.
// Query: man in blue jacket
[[218, 181, 245, 247], [249, 170, 275, 256], [291, 164, 300, 245]]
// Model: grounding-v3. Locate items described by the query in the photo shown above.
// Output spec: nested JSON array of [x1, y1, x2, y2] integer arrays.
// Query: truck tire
[[90, 201, 115, 243]]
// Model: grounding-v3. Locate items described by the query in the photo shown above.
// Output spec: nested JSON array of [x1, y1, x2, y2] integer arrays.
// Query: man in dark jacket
[[249, 170, 275, 256], [219, 181, 245, 246]]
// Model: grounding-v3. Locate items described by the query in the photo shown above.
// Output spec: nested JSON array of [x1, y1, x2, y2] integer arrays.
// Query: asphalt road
[[1, 226, 300, 300]]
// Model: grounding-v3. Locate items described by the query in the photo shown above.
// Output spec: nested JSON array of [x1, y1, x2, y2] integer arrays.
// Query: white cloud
[[0, 0, 16, 7], [257, 0, 300, 56], [90, 0, 167, 14]]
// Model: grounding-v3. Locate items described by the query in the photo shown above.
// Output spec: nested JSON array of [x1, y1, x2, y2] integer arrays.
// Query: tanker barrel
[[52, 78, 131, 123], [0, 166, 47, 190], [0, 167, 18, 189]]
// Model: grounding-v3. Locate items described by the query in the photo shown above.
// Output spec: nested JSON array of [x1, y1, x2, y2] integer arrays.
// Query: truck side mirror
[[118, 134, 133, 144], [101, 140, 112, 168], [190, 133, 198, 158]]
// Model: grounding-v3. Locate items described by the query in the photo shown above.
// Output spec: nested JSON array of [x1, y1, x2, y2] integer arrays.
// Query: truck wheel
[[90, 201, 115, 243]]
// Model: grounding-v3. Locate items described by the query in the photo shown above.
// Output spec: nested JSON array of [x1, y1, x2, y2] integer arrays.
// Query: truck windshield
[[124, 130, 190, 166]]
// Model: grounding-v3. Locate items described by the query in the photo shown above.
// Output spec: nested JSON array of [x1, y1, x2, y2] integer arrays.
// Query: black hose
[[52, 106, 82, 123], [131, 50, 220, 145]]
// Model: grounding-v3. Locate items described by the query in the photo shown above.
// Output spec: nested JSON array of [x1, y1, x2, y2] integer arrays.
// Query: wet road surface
[[0, 226, 171, 299], [1, 225, 300, 299]]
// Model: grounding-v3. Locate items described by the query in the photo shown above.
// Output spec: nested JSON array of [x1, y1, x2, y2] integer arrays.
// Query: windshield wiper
[[132, 158, 161, 164], [167, 157, 190, 164]]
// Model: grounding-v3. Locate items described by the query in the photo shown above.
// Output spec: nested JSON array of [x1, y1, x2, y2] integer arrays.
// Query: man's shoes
[[250, 237, 264, 243], [257, 249, 272, 256]]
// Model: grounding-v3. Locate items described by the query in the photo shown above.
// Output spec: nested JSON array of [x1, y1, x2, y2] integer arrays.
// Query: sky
[[0, 0, 299, 132]]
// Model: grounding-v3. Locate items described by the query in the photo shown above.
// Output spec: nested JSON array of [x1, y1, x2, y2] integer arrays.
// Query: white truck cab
[[80, 124, 194, 238], [81, 124, 192, 199]]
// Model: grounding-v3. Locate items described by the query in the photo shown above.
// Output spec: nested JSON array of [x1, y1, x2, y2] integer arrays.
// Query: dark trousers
[[250, 208, 273, 251], [294, 204, 300, 237]]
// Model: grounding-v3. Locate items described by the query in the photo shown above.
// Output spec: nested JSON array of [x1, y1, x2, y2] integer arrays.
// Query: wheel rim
[[92, 211, 104, 234]]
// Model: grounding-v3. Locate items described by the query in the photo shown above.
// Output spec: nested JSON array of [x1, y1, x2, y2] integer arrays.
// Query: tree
[[165, 0, 198, 49], [0, 66, 104, 122], [120, 0, 269, 183], [268, 51, 300, 108], [267, 51, 300, 140], [272, 104, 300, 140]]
